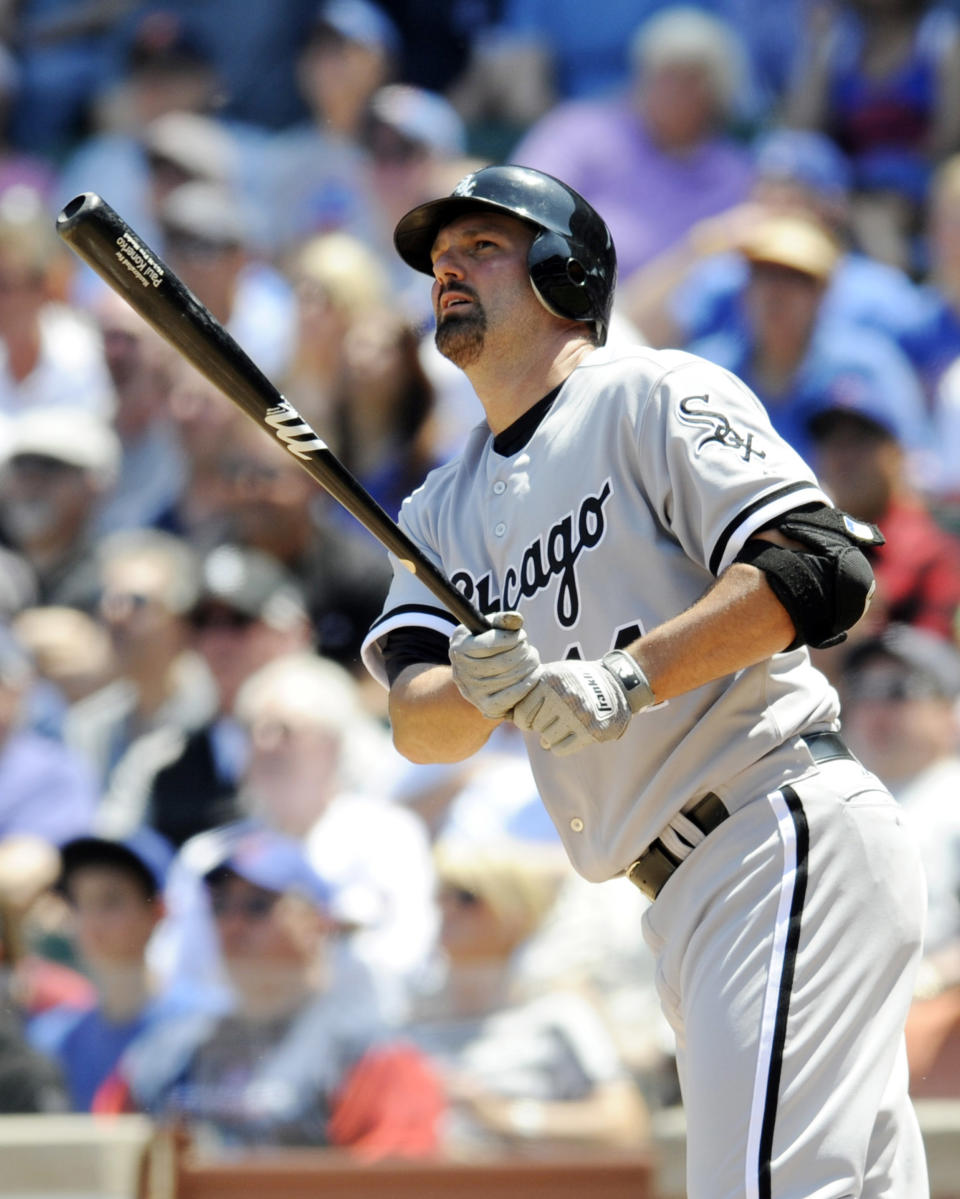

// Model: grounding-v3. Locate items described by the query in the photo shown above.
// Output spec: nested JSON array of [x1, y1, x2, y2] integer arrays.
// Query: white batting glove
[[512, 651, 654, 756], [449, 611, 542, 719]]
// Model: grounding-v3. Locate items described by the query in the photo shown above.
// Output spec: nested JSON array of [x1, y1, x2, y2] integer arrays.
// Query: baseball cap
[[202, 824, 331, 909], [142, 113, 236, 186], [59, 827, 176, 898], [740, 214, 841, 283], [124, 10, 214, 74], [3, 407, 120, 486], [805, 375, 917, 446], [191, 544, 307, 631], [310, 0, 401, 56], [753, 129, 852, 203], [842, 623, 960, 702], [368, 85, 466, 158], [159, 181, 247, 250]]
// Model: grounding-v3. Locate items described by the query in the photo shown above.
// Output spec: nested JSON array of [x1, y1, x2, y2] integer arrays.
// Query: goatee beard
[[436, 308, 486, 368]]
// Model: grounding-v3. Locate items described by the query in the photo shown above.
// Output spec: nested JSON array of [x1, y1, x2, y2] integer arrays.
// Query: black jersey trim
[[757, 784, 809, 1199], [708, 482, 816, 577], [492, 385, 562, 456], [367, 602, 460, 635]]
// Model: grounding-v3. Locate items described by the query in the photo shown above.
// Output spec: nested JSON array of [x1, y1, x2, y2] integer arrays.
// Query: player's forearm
[[388, 662, 502, 763], [626, 562, 796, 703]]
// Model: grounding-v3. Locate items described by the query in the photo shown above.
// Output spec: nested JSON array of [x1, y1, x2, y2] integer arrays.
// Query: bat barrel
[[56, 192, 490, 635]]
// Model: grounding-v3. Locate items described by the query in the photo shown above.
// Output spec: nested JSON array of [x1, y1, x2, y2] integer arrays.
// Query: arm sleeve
[[381, 628, 452, 685]]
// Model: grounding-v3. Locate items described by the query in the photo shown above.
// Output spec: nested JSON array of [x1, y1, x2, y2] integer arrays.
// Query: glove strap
[[601, 650, 656, 714]]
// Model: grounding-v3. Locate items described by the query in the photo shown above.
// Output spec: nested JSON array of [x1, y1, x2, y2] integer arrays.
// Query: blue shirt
[[899, 284, 960, 398], [0, 730, 97, 846], [689, 322, 932, 463], [29, 1005, 149, 1111], [673, 251, 932, 371]]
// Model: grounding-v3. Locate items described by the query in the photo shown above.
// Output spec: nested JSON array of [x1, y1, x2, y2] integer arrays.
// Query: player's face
[[429, 212, 537, 368]]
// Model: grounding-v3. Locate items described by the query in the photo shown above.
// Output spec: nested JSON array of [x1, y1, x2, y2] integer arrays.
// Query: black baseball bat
[[56, 192, 489, 635]]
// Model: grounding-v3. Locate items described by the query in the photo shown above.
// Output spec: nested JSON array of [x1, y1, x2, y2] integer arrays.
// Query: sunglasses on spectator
[[101, 590, 160, 614], [440, 885, 482, 908], [190, 605, 258, 632], [8, 453, 82, 477], [209, 891, 278, 921]]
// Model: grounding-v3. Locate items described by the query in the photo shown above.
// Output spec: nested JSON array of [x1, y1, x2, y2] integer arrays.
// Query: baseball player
[[361, 165, 928, 1198]]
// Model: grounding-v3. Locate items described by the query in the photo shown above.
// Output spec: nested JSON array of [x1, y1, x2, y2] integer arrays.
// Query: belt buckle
[[626, 841, 681, 902]]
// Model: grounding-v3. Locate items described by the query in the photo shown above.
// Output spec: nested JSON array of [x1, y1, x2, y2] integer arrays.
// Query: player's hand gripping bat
[[56, 192, 490, 635]]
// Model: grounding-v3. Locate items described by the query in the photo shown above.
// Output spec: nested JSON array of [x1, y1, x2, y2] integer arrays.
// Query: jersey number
[[562, 622, 643, 661]]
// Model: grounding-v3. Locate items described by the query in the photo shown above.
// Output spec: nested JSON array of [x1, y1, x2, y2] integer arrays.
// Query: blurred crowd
[[1, 0, 960, 1160]]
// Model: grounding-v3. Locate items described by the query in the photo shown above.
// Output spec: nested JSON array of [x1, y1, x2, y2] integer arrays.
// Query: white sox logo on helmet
[[451, 480, 612, 627]]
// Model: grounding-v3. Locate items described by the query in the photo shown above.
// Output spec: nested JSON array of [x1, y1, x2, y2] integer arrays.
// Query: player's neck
[[468, 335, 596, 435]]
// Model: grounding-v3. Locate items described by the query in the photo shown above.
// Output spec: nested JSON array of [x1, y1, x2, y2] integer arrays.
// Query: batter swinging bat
[[55, 191, 489, 634]]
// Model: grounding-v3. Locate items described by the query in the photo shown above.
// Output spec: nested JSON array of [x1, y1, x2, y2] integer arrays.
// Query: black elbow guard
[[735, 506, 884, 650]]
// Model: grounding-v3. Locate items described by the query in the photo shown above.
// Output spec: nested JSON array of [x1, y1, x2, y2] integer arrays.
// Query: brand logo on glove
[[582, 669, 613, 714], [451, 479, 612, 628], [678, 394, 766, 462]]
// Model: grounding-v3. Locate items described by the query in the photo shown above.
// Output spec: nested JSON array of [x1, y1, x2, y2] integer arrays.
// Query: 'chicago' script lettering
[[451, 480, 612, 627]]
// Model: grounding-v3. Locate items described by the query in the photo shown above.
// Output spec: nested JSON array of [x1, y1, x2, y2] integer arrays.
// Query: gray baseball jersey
[[362, 344, 839, 881]]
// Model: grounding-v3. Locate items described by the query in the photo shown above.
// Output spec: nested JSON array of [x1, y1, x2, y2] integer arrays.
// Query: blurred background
[[0, 1, 959, 1196]]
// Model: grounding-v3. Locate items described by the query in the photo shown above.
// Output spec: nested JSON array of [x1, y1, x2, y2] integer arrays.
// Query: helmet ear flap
[[528, 230, 594, 322]]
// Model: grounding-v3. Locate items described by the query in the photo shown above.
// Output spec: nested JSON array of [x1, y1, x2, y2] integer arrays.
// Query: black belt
[[625, 732, 856, 901]]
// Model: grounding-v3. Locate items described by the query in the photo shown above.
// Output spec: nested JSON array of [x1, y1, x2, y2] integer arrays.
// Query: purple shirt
[[0, 730, 97, 846], [512, 99, 753, 277]]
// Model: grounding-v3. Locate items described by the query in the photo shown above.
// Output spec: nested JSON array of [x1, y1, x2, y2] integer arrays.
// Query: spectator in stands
[[280, 229, 391, 429], [157, 358, 244, 549], [838, 625, 960, 1012], [27, 828, 183, 1112], [0, 407, 121, 610], [95, 544, 312, 848], [156, 181, 295, 381], [0, 880, 69, 1111], [7, 0, 131, 160], [0, 187, 111, 418], [301, 0, 400, 139], [231, 651, 436, 1018], [64, 530, 215, 791], [0, 40, 56, 204], [689, 212, 931, 464], [207, 419, 393, 672], [55, 11, 225, 256], [362, 83, 479, 322], [375, 0, 501, 99], [261, 0, 398, 255], [140, 1, 319, 132], [363, 83, 469, 237], [453, 0, 803, 126], [785, 0, 960, 273], [12, 606, 115, 738], [329, 306, 440, 518], [511, 7, 754, 277], [0, 832, 95, 1020], [623, 127, 931, 365], [403, 839, 650, 1154], [91, 292, 185, 536], [906, 154, 960, 499], [126, 825, 444, 1153], [808, 396, 960, 644], [0, 624, 97, 849]]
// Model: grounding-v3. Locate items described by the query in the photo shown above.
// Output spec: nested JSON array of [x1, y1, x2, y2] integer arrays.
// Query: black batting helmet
[[393, 165, 617, 346]]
